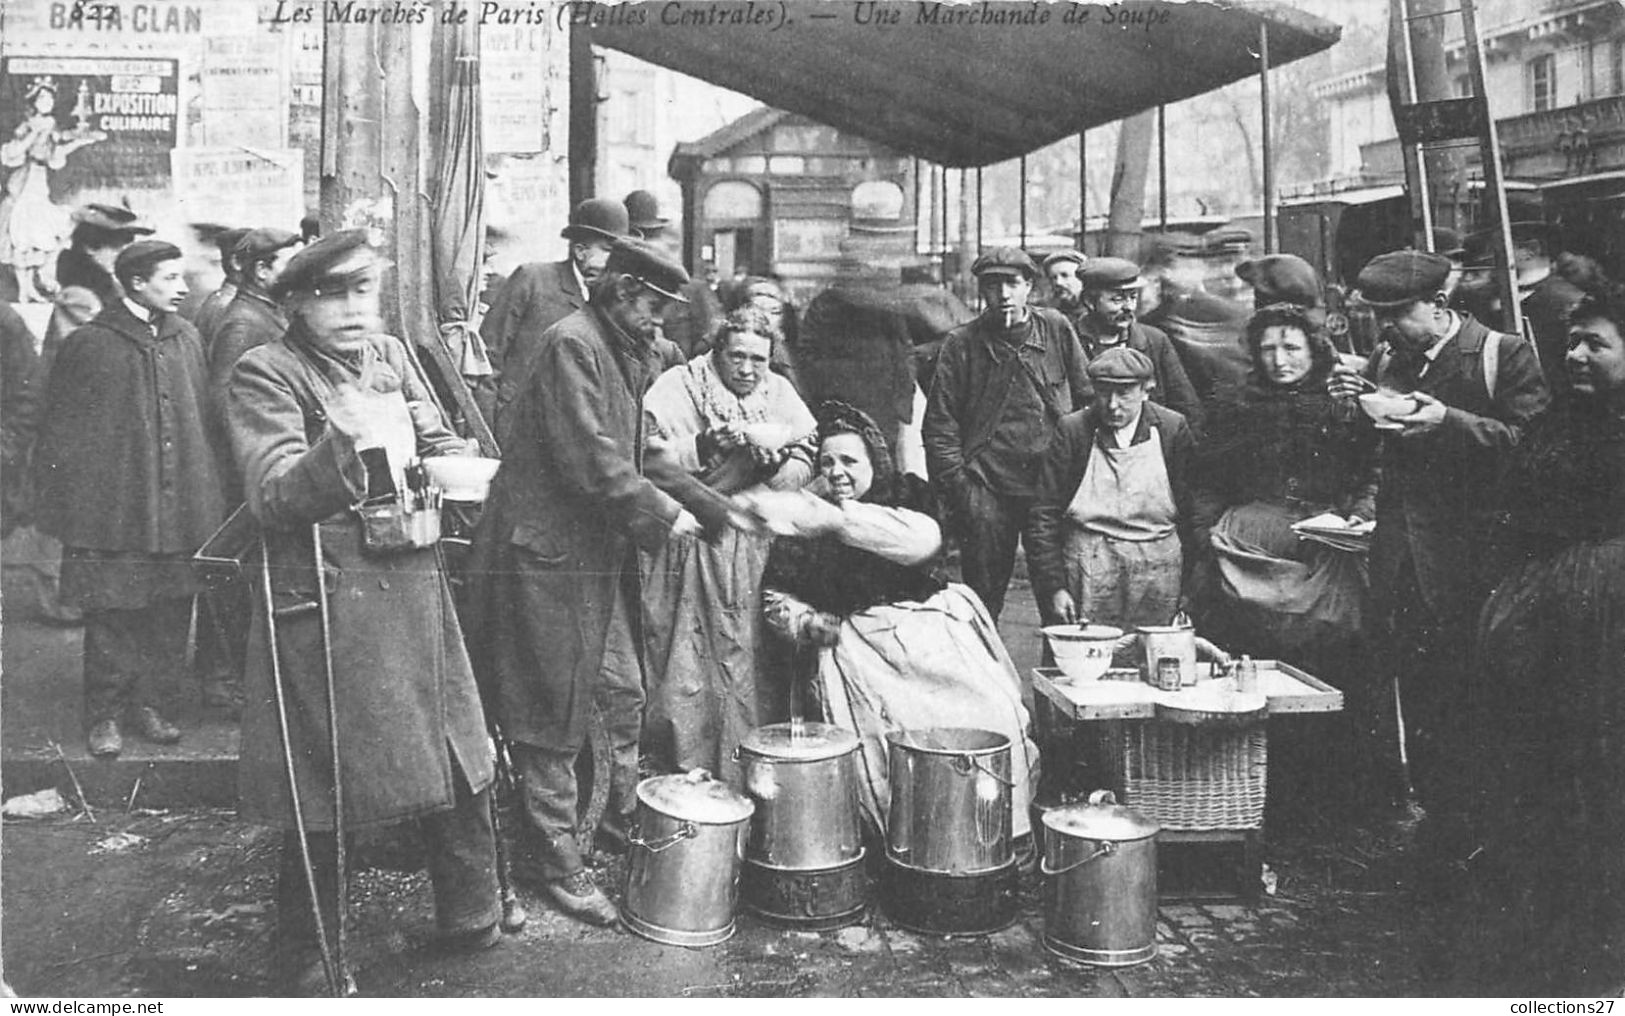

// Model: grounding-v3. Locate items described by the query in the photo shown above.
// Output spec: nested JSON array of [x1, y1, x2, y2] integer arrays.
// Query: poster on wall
[[0, 54, 180, 195]]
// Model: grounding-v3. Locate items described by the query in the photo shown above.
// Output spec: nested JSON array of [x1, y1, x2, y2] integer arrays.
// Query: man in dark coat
[[1329, 249, 1550, 853], [1073, 257, 1205, 434], [188, 225, 250, 349], [1509, 221, 1585, 398], [226, 231, 502, 992], [922, 246, 1094, 621], [472, 238, 738, 926], [34, 240, 226, 758], [485, 197, 630, 425]]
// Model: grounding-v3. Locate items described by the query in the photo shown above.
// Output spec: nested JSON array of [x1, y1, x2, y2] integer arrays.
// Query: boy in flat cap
[[1028, 346, 1196, 632], [1074, 257, 1204, 432], [1328, 248, 1548, 850], [922, 245, 1093, 621], [224, 230, 504, 991], [34, 239, 225, 758], [471, 236, 742, 926]]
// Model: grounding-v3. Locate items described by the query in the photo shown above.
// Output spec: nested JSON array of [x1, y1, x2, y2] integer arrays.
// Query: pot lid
[[637, 770, 754, 824], [740, 721, 858, 761], [1042, 791, 1160, 842]]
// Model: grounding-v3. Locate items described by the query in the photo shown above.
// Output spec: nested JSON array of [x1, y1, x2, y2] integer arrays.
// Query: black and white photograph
[[0, 0, 1622, 999]]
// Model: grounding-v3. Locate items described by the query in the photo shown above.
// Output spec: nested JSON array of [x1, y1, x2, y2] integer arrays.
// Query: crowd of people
[[3, 186, 1622, 994]]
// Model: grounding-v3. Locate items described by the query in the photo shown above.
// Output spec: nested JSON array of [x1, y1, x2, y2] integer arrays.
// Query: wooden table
[[1032, 663, 1343, 898]]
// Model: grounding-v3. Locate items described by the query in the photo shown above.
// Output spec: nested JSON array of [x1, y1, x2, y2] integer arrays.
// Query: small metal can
[[1154, 657, 1183, 692], [1235, 655, 1259, 694]]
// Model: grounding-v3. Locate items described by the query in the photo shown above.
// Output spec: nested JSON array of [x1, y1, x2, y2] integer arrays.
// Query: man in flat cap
[[1328, 248, 1548, 851], [471, 237, 741, 926], [481, 197, 631, 404], [923, 245, 1093, 621], [225, 231, 503, 991], [1028, 346, 1196, 633], [189, 225, 251, 349], [1042, 249, 1087, 318], [34, 239, 225, 758], [1074, 256, 1204, 433]]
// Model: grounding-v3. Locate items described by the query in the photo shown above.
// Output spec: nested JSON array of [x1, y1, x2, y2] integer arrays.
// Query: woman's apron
[[1061, 427, 1182, 629]]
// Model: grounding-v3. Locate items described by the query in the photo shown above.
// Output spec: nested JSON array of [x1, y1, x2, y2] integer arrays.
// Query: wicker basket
[[1091, 720, 1269, 831]]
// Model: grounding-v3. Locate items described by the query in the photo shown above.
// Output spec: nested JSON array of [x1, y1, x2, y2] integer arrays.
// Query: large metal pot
[[738, 721, 862, 869], [621, 770, 754, 947], [886, 727, 1012, 874], [1041, 790, 1161, 966]]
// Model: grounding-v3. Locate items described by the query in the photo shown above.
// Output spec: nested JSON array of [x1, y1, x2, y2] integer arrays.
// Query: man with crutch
[[224, 231, 504, 994]]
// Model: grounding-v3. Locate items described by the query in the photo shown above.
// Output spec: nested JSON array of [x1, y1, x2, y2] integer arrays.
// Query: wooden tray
[[1033, 661, 1343, 722]]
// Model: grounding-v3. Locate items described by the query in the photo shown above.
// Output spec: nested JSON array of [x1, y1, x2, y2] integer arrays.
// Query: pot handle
[[950, 753, 1016, 786], [628, 820, 698, 854], [1039, 839, 1116, 876]]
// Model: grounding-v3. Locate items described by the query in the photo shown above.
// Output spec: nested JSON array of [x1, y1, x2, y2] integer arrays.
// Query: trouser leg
[[82, 599, 192, 725], [957, 486, 1025, 621], [596, 569, 645, 838], [422, 782, 502, 935], [509, 741, 585, 880], [196, 585, 250, 704]]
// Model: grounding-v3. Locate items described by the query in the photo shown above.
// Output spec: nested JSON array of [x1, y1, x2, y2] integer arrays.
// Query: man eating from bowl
[[1326, 248, 1548, 868]]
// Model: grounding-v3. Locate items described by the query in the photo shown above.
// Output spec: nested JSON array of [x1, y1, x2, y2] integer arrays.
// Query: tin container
[[885, 728, 1012, 874], [1139, 624, 1198, 687], [1154, 656, 1183, 692], [1041, 790, 1161, 966], [621, 770, 754, 947]]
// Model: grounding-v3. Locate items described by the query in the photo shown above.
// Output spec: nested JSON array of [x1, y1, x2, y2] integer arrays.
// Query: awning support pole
[[1158, 106, 1168, 230], [1261, 22, 1277, 253], [1020, 155, 1029, 249]]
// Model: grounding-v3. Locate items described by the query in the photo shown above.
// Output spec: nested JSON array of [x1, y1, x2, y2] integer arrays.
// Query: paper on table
[[1291, 512, 1374, 552]]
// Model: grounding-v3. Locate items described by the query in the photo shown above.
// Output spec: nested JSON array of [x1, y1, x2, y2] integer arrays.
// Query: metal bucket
[[738, 721, 863, 869], [621, 770, 754, 947], [1041, 790, 1161, 967], [1138, 624, 1198, 687], [885, 727, 1013, 874]]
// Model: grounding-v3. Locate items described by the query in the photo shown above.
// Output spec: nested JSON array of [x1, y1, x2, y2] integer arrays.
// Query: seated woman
[[753, 402, 1037, 842], [640, 306, 818, 784], [1468, 285, 1625, 994], [1191, 303, 1378, 662]]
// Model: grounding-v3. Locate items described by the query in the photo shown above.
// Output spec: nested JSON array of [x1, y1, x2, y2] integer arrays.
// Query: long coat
[[470, 306, 731, 751], [483, 259, 584, 378], [34, 298, 225, 555], [226, 327, 493, 831], [1364, 313, 1549, 621], [209, 288, 287, 501]]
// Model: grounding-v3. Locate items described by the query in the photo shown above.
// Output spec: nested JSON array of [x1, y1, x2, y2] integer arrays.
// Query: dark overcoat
[[483, 259, 584, 377], [226, 327, 493, 831], [209, 288, 288, 501], [33, 299, 225, 555]]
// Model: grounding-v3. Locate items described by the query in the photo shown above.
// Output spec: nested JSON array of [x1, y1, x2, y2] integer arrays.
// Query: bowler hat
[[1079, 257, 1143, 291], [972, 246, 1038, 280], [624, 190, 669, 235], [1355, 250, 1452, 308], [1086, 345, 1154, 384], [272, 229, 375, 300], [605, 237, 690, 303], [561, 198, 631, 244], [234, 227, 301, 265], [1236, 254, 1321, 310]]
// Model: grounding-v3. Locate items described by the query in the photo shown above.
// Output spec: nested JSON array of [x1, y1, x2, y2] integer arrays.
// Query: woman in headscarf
[[639, 305, 818, 784], [1463, 285, 1625, 994], [752, 401, 1037, 844]]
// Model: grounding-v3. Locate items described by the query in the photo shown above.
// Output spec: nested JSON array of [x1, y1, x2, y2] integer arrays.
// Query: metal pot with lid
[[1041, 789, 1162, 966], [621, 769, 754, 947]]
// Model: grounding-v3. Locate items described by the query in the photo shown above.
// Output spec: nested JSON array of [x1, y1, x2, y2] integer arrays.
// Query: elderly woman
[[640, 305, 818, 783], [226, 231, 500, 992], [752, 402, 1037, 842], [1465, 286, 1625, 994], [1191, 303, 1378, 657]]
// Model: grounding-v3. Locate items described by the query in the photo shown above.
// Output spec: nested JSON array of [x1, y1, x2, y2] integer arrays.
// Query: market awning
[[590, 1, 1342, 168]]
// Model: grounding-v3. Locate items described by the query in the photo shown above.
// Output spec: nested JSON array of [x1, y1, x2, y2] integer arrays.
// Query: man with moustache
[[1074, 257, 1204, 432], [34, 240, 225, 757], [1042, 249, 1087, 319], [922, 246, 1093, 620]]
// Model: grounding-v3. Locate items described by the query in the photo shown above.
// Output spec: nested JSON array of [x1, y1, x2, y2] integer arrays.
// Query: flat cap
[[1355, 250, 1452, 308], [1086, 345, 1155, 383], [214, 226, 252, 257], [73, 202, 154, 235], [1042, 249, 1087, 271], [1079, 256, 1143, 291], [972, 246, 1038, 280], [605, 236, 690, 303], [624, 190, 668, 234], [272, 229, 375, 300], [561, 197, 631, 244], [114, 239, 183, 280], [234, 227, 301, 264], [1237, 254, 1321, 310]]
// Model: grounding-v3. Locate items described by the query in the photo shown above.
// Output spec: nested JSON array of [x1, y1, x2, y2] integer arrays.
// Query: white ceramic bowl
[[1358, 391, 1418, 429], [1043, 624, 1125, 682], [422, 455, 501, 502]]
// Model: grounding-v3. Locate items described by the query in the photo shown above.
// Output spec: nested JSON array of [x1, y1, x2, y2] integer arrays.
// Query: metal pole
[[1078, 130, 1087, 249], [1158, 105, 1168, 230], [1398, 0, 1436, 247], [310, 525, 347, 990], [1461, 0, 1523, 338], [1261, 22, 1277, 253], [1019, 155, 1029, 248], [976, 167, 984, 250]]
